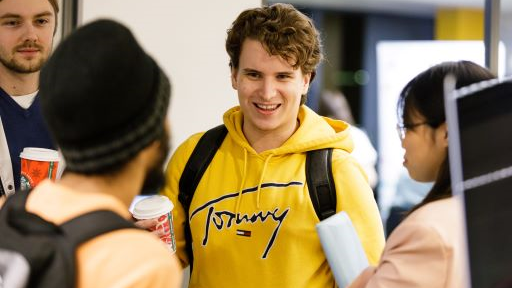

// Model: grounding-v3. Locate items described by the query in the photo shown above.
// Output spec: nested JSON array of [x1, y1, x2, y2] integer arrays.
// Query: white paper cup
[[19, 148, 60, 190], [132, 195, 176, 253]]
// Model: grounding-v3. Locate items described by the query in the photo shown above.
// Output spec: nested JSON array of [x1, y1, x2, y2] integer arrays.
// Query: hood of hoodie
[[223, 105, 354, 156]]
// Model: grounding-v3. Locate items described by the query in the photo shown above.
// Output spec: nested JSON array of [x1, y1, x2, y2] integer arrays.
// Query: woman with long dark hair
[[348, 61, 495, 288]]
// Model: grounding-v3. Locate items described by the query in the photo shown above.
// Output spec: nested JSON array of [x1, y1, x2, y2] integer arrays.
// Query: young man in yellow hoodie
[[161, 3, 384, 287]]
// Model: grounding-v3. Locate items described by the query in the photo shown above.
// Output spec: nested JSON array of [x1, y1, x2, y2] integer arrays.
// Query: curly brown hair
[[226, 3, 323, 105]]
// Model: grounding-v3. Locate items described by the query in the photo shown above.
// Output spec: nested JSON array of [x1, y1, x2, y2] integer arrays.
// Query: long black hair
[[397, 61, 495, 213]]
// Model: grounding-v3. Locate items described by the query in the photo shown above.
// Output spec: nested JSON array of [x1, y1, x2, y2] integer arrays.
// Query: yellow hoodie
[[162, 105, 385, 288]]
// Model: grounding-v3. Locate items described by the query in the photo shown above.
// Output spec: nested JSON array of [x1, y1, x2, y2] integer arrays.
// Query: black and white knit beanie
[[39, 19, 171, 174]]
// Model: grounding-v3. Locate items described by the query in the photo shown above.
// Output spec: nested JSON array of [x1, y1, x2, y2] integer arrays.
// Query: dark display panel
[[456, 80, 512, 288]]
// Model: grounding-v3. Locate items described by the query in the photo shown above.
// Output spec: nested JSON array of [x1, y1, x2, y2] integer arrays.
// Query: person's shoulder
[[81, 228, 177, 266], [408, 197, 461, 222], [78, 229, 181, 287], [392, 197, 463, 244], [330, 147, 352, 160], [330, 148, 364, 173]]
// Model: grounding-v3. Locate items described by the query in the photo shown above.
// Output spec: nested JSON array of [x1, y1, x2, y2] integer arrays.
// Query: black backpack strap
[[5, 189, 135, 245], [60, 210, 136, 246], [4, 190, 135, 242], [178, 124, 227, 270], [306, 148, 337, 220], [58, 210, 136, 288], [57, 210, 136, 288], [6, 189, 30, 211], [4, 189, 63, 238]]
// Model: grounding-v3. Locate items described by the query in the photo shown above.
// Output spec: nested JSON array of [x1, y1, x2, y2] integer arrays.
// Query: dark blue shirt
[[0, 88, 54, 190]]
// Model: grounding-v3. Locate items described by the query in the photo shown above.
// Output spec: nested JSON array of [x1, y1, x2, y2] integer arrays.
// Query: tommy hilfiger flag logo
[[236, 229, 251, 237]]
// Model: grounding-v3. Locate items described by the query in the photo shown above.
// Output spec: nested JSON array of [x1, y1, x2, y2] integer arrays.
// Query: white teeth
[[255, 104, 279, 110]]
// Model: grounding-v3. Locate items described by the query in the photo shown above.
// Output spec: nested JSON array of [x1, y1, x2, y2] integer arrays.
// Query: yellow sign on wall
[[436, 8, 484, 40]]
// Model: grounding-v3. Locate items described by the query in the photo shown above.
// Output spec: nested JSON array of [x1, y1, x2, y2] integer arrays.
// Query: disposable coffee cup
[[132, 195, 176, 253], [20, 147, 60, 190]]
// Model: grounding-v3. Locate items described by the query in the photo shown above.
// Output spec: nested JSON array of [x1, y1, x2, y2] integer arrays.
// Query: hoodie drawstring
[[256, 154, 274, 209], [235, 148, 248, 214]]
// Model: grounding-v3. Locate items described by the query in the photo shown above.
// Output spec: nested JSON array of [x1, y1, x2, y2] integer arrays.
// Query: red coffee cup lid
[[132, 195, 174, 219]]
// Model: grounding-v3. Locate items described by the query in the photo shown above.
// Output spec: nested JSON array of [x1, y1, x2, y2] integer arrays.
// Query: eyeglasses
[[396, 122, 429, 141]]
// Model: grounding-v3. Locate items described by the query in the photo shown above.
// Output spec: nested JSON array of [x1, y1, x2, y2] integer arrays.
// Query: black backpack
[[0, 189, 136, 288], [178, 124, 337, 269]]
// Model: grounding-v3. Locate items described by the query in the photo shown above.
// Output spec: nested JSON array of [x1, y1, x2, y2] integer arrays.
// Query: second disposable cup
[[132, 195, 176, 253], [20, 147, 60, 190]]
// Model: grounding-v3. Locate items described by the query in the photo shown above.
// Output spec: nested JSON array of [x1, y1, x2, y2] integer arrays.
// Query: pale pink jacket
[[348, 197, 468, 288]]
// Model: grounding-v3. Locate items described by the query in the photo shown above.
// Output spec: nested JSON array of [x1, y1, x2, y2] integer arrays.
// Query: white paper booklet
[[316, 211, 369, 288]]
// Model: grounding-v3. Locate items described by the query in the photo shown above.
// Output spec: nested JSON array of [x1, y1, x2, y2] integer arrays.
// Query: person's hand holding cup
[[132, 195, 177, 253]]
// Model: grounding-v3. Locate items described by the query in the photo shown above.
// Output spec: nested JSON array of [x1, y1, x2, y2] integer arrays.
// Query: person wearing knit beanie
[[40, 19, 170, 177], [23, 19, 182, 287]]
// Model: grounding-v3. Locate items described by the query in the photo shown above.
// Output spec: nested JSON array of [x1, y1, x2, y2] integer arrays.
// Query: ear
[[301, 72, 312, 95], [231, 67, 238, 90], [438, 122, 448, 148], [132, 141, 157, 171]]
